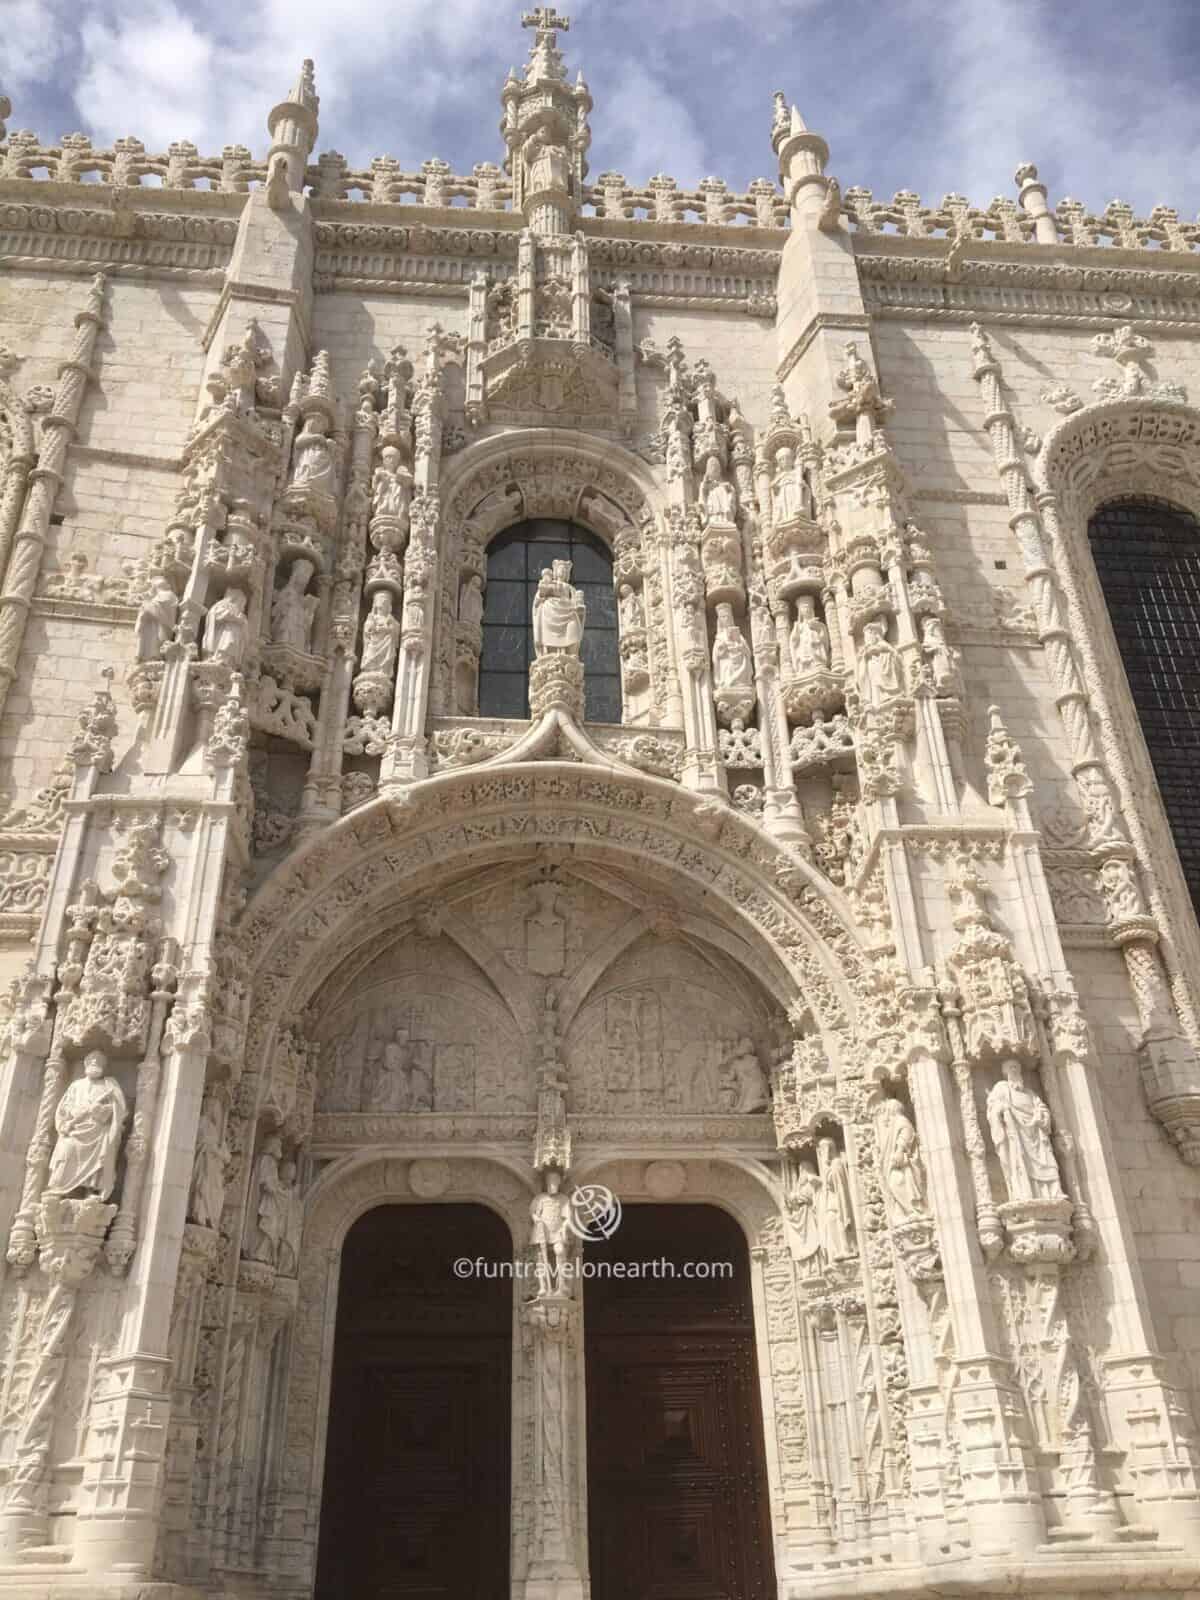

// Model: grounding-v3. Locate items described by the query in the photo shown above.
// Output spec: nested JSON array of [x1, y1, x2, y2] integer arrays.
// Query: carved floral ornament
[[235, 768, 868, 1092]]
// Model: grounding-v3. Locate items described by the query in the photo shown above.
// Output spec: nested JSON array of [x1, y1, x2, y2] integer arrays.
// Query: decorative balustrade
[[842, 185, 1200, 254]]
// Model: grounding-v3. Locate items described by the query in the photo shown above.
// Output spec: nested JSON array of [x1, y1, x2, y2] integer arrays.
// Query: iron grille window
[[1088, 497, 1200, 915], [479, 518, 620, 723]]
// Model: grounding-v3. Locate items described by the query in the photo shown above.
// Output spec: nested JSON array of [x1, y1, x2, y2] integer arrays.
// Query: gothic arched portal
[[1087, 495, 1200, 913], [480, 517, 620, 721]]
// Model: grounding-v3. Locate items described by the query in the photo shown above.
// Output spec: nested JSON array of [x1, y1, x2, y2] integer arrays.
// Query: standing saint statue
[[530, 1168, 572, 1295], [874, 1097, 928, 1219], [816, 1136, 856, 1260], [459, 573, 485, 627], [782, 1154, 822, 1263], [45, 1051, 128, 1201], [857, 618, 904, 704], [135, 575, 179, 663], [986, 1058, 1065, 1203], [244, 1135, 286, 1265], [359, 591, 400, 677], [789, 596, 831, 675], [203, 587, 249, 667], [532, 560, 585, 657], [700, 458, 738, 524], [711, 603, 753, 693], [272, 558, 318, 654], [187, 1095, 229, 1230]]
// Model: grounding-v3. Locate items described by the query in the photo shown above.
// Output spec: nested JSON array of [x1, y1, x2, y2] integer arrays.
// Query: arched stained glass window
[[479, 519, 620, 723], [1088, 497, 1200, 914]]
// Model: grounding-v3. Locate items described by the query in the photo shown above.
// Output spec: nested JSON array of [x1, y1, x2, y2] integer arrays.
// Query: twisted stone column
[[0, 273, 107, 722]]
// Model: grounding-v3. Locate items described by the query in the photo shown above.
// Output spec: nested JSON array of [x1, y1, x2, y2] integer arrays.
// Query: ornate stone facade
[[0, 16, 1197, 1600]]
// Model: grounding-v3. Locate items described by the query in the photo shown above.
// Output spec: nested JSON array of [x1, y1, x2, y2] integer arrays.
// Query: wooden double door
[[314, 1201, 774, 1600], [584, 1204, 775, 1600], [314, 1204, 512, 1600]]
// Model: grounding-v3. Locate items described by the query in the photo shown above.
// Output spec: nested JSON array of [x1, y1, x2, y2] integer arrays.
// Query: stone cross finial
[[522, 6, 569, 33]]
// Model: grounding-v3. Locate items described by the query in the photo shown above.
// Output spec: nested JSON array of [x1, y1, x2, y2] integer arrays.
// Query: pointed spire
[[289, 59, 319, 115], [0, 94, 10, 143]]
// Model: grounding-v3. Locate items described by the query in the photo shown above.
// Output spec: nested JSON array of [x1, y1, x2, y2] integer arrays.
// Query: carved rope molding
[[1035, 399, 1200, 1039]]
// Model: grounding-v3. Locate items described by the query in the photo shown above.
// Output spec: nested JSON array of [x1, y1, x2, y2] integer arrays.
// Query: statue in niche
[[790, 595, 831, 675], [618, 583, 644, 633], [771, 446, 807, 523], [244, 1134, 286, 1265], [782, 1153, 822, 1262], [272, 558, 318, 653], [722, 1036, 769, 1112], [276, 1157, 303, 1278], [986, 1057, 1065, 1203], [532, 559, 585, 657], [203, 587, 249, 667], [530, 1168, 571, 1296], [711, 603, 753, 692], [525, 131, 570, 195], [371, 445, 413, 522], [920, 614, 960, 694], [459, 572, 485, 628], [135, 574, 179, 662], [359, 591, 400, 677], [290, 413, 335, 494], [857, 617, 903, 704], [45, 1050, 128, 1201], [875, 1097, 928, 1219], [816, 1135, 856, 1259], [700, 458, 738, 524], [187, 1095, 229, 1230]]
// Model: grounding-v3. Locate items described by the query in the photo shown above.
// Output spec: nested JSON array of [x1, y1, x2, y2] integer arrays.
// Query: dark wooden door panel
[[315, 1205, 512, 1600], [585, 1207, 775, 1600]]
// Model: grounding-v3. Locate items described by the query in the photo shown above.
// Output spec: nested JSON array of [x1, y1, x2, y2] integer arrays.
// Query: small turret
[[266, 59, 320, 200], [501, 8, 591, 235], [0, 94, 10, 143], [772, 94, 831, 222]]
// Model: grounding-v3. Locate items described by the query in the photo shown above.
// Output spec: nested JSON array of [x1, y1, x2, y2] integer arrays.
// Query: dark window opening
[[1088, 496, 1200, 915], [479, 517, 620, 723]]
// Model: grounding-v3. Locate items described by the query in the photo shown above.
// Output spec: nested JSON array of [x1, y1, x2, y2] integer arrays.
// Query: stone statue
[[459, 573, 485, 628], [782, 1154, 821, 1262], [771, 446, 807, 523], [371, 445, 413, 521], [700, 457, 738, 524], [45, 1051, 128, 1201], [203, 587, 248, 667], [857, 617, 903, 704], [187, 1096, 229, 1230], [875, 1097, 928, 1219], [817, 1136, 856, 1259], [790, 596, 831, 675], [722, 1036, 769, 1112], [986, 1058, 1065, 1203], [920, 614, 959, 693], [276, 1158, 303, 1279], [618, 583, 644, 633], [290, 414, 334, 494], [135, 575, 179, 662], [530, 1168, 572, 1295], [244, 1134, 286, 1265], [532, 560, 585, 657], [711, 603, 753, 692], [359, 591, 400, 677], [272, 558, 318, 653]]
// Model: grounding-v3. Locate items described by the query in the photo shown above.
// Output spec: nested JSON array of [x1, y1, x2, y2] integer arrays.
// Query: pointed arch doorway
[[314, 1203, 513, 1600], [584, 1204, 776, 1600]]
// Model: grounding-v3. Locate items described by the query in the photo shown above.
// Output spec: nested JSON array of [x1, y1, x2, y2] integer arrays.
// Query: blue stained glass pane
[[479, 672, 528, 719], [484, 581, 529, 625], [483, 623, 528, 670], [487, 538, 525, 578], [586, 676, 622, 723], [571, 540, 610, 582], [579, 583, 617, 629]]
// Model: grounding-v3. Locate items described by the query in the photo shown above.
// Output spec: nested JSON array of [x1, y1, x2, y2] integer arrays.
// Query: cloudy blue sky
[[2, 0, 1197, 214]]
